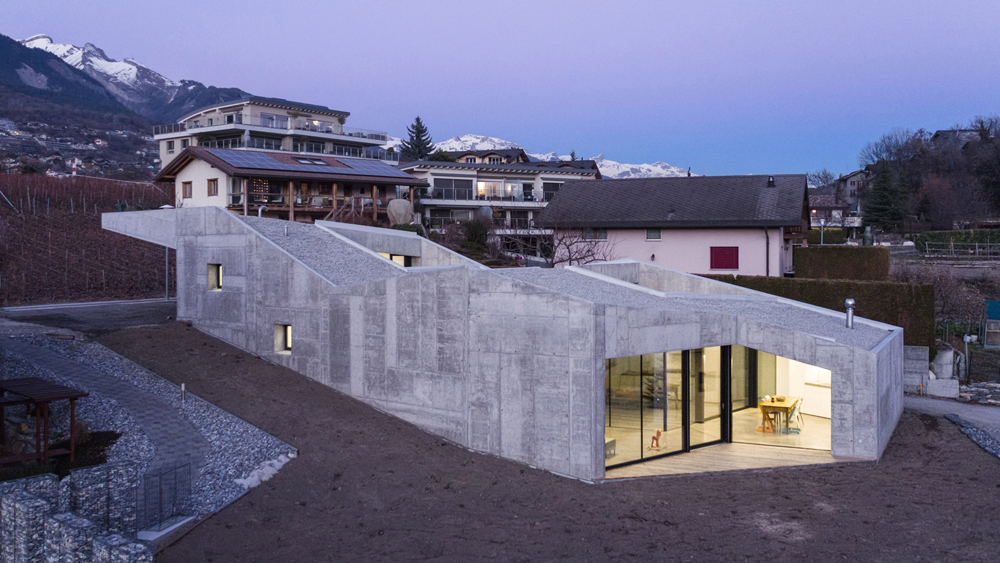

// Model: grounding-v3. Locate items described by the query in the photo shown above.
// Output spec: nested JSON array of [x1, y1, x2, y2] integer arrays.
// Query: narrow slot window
[[207, 264, 222, 290], [275, 324, 292, 354]]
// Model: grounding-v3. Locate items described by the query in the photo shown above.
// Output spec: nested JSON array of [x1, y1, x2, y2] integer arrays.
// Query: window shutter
[[710, 247, 739, 270]]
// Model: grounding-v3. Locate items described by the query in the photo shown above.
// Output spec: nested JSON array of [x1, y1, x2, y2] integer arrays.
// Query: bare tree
[[859, 129, 922, 168], [545, 227, 618, 268]]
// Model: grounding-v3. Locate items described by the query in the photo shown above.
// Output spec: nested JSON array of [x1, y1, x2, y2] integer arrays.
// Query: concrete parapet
[[101, 209, 177, 249], [925, 379, 959, 398]]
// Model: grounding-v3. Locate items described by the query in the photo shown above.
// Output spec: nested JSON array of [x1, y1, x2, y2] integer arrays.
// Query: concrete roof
[[496, 267, 892, 351], [239, 217, 406, 286]]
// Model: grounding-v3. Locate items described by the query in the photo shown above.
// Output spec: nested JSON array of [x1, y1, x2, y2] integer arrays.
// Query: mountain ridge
[[20, 34, 250, 122]]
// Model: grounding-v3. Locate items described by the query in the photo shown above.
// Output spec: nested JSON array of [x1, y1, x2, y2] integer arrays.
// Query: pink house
[[537, 174, 809, 276]]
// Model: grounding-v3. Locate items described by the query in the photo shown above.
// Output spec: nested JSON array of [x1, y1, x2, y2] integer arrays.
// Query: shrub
[[794, 246, 890, 281], [911, 229, 1000, 248], [391, 223, 424, 237], [464, 219, 489, 250], [806, 228, 847, 245], [704, 275, 935, 349]]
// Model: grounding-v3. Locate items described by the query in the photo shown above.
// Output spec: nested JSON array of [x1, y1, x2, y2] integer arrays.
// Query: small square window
[[465, 157, 476, 163], [274, 324, 292, 354], [646, 228, 661, 241], [207, 178, 219, 197], [207, 264, 222, 290], [181, 139, 189, 149], [182, 181, 192, 199]]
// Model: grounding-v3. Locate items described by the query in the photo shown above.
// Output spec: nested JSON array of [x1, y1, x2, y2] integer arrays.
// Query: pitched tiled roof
[[154, 147, 426, 185], [445, 148, 527, 161], [536, 175, 807, 229]]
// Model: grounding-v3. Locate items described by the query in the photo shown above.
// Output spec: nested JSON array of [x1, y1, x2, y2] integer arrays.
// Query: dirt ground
[[99, 323, 1000, 562]]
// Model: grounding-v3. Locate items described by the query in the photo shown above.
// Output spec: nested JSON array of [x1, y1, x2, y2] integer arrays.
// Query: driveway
[[905, 394, 1000, 441], [1, 298, 176, 336]]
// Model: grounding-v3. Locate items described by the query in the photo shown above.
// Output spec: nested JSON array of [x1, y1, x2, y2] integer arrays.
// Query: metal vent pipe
[[845, 298, 855, 329]]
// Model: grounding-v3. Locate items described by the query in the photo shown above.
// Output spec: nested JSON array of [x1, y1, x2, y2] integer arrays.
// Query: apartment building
[[397, 159, 601, 253], [152, 96, 395, 169], [444, 148, 529, 164]]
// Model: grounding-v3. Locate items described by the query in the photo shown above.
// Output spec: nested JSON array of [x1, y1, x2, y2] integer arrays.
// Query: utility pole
[[165, 246, 169, 300]]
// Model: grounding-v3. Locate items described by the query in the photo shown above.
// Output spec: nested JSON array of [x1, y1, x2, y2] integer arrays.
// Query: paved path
[[905, 395, 1000, 441], [1, 299, 176, 336], [0, 338, 208, 475]]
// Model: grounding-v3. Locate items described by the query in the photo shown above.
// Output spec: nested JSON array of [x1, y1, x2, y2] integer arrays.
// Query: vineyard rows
[[0, 174, 176, 305]]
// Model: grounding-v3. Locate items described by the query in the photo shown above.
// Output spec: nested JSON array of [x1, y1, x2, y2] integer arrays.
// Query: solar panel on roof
[[340, 158, 412, 178], [207, 149, 413, 179]]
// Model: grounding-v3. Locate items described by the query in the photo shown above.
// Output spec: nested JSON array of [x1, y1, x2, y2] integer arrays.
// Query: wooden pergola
[[0, 378, 89, 465]]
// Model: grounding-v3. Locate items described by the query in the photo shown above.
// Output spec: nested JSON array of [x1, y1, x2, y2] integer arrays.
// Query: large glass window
[[688, 347, 723, 447], [261, 113, 289, 129], [607, 344, 830, 469], [730, 345, 831, 451]]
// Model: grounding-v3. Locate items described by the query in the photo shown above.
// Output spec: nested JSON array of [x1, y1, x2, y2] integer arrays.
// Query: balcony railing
[[340, 127, 388, 142], [196, 139, 398, 161], [152, 123, 186, 135], [425, 217, 545, 230], [420, 188, 554, 203], [154, 114, 388, 140]]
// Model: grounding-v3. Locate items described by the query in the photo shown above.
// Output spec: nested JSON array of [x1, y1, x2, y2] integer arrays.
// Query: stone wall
[[0, 464, 148, 563]]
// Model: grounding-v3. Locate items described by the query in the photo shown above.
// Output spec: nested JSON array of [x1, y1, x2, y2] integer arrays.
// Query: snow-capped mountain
[[384, 133, 690, 179], [20, 34, 249, 122]]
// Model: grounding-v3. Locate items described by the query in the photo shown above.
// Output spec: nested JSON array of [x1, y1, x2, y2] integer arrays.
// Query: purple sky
[[6, 0, 1000, 175]]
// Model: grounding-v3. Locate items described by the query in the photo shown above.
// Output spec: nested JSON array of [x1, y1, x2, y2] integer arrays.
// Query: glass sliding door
[[688, 347, 723, 448], [641, 353, 683, 456]]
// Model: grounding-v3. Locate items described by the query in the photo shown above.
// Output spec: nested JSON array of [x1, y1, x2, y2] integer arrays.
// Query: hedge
[[911, 229, 1000, 248], [806, 228, 847, 245], [704, 275, 935, 349], [391, 223, 425, 237], [794, 246, 890, 281]]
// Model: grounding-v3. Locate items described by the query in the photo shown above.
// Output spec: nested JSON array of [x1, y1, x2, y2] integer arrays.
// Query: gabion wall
[[0, 463, 150, 563]]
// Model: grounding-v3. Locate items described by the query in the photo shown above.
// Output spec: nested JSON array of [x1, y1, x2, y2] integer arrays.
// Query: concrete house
[[104, 207, 902, 480], [152, 96, 395, 170], [537, 175, 810, 276]]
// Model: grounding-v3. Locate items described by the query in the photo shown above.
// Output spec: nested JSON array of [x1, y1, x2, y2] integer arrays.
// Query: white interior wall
[[776, 356, 831, 418]]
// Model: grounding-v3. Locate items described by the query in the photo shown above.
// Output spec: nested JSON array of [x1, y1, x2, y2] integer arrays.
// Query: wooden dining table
[[759, 396, 800, 434]]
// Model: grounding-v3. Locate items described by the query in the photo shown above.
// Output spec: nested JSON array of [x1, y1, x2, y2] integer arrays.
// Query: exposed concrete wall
[[316, 221, 423, 257], [315, 220, 484, 269], [170, 207, 604, 479], [874, 329, 905, 458], [112, 209, 902, 479], [579, 260, 756, 296], [903, 345, 929, 393], [101, 209, 177, 249]]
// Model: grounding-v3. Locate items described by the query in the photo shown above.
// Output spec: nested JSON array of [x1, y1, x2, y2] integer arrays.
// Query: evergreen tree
[[569, 149, 577, 161], [400, 116, 435, 161], [428, 149, 456, 162], [863, 162, 907, 232]]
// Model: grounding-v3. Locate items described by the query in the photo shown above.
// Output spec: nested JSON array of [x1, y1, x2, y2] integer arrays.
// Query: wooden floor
[[603, 443, 853, 479]]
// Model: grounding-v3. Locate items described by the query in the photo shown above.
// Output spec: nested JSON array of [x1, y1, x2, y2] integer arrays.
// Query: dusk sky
[[5, 0, 1000, 175]]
